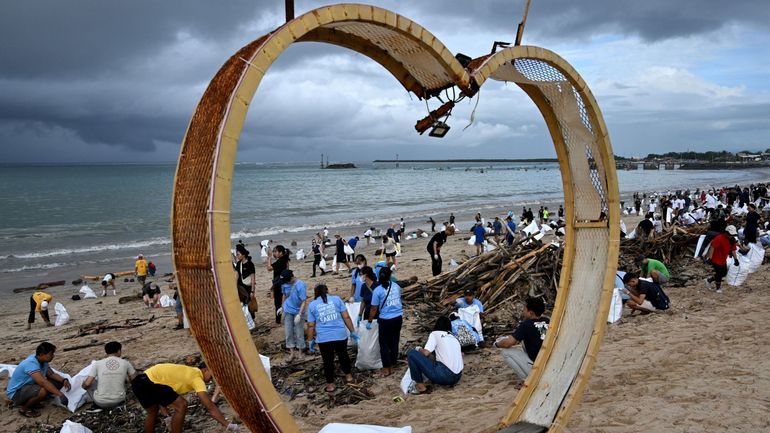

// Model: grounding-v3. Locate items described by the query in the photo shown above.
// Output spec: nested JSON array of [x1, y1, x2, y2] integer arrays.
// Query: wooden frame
[[171, 4, 619, 433]]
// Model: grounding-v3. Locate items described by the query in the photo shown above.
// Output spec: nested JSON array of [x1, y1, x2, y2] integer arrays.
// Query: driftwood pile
[[403, 221, 724, 333]]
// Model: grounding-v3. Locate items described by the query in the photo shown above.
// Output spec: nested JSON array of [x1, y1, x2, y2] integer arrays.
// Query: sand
[[1, 216, 769, 433]]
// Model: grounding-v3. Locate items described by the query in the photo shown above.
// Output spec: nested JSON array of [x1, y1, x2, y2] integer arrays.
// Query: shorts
[[11, 384, 41, 406], [131, 374, 179, 408], [656, 273, 669, 284], [336, 254, 347, 263], [137, 275, 147, 284], [638, 300, 658, 312], [175, 298, 183, 315], [385, 252, 396, 258]]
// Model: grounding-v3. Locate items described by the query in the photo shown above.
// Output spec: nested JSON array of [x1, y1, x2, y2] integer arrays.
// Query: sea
[[1, 161, 767, 292]]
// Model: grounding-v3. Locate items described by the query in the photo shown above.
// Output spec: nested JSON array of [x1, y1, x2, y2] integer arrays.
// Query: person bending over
[[131, 362, 238, 433], [622, 273, 670, 313], [27, 291, 53, 329], [494, 297, 549, 381], [636, 256, 670, 285]]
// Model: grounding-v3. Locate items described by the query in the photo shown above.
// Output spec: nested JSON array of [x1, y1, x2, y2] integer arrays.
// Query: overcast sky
[[1, 0, 769, 163]]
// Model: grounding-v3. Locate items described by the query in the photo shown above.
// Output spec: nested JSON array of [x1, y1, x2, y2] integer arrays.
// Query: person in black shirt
[[310, 239, 325, 277], [622, 272, 670, 313], [744, 204, 761, 244], [267, 245, 290, 324], [233, 245, 256, 318], [356, 266, 379, 327], [635, 218, 654, 240], [427, 229, 448, 276], [494, 297, 549, 380], [427, 217, 436, 233]]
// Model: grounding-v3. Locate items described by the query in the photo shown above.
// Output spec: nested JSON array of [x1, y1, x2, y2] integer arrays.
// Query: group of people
[[6, 341, 238, 432]]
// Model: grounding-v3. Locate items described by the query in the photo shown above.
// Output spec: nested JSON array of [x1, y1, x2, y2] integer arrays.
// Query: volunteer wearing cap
[[27, 291, 53, 329], [131, 362, 238, 433], [280, 269, 309, 359], [135, 254, 149, 285]]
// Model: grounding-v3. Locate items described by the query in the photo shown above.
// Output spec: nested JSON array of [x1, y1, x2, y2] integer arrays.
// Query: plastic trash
[[60, 420, 93, 433], [259, 354, 271, 382], [448, 259, 458, 271], [243, 305, 255, 330], [400, 368, 413, 395], [346, 302, 361, 346], [457, 305, 483, 341], [607, 288, 623, 323], [296, 249, 306, 260], [467, 236, 476, 246], [319, 258, 327, 271], [54, 302, 70, 327]]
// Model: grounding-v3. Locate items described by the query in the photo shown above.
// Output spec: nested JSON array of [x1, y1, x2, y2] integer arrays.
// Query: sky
[[1, 0, 769, 163]]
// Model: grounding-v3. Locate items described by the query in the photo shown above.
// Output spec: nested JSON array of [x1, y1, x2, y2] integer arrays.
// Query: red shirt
[[710, 233, 735, 266]]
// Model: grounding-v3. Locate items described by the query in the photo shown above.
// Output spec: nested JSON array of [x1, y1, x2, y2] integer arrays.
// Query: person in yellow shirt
[[135, 254, 148, 285], [27, 292, 53, 330], [131, 362, 238, 433]]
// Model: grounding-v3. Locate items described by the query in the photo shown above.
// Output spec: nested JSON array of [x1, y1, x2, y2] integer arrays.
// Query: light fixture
[[429, 121, 450, 138]]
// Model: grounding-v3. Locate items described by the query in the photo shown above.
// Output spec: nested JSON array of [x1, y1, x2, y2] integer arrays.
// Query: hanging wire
[[463, 89, 481, 130]]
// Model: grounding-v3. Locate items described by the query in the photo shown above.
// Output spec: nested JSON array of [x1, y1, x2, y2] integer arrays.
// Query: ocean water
[[0, 162, 767, 290]]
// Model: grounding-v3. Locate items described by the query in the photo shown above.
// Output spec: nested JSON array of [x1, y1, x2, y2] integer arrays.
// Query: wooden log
[[13, 280, 66, 293], [81, 270, 134, 281]]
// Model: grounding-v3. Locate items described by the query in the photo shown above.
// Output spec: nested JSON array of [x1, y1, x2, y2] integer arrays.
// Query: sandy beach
[[1, 204, 769, 433]]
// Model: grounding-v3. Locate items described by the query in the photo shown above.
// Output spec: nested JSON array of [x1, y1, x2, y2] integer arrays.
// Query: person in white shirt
[[82, 341, 136, 409], [101, 273, 117, 297], [405, 316, 463, 394]]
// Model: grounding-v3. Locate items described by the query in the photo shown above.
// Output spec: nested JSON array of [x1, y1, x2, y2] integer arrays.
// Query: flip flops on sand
[[18, 407, 40, 418]]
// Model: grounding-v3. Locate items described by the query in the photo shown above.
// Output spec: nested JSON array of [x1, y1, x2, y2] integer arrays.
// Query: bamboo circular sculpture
[[172, 4, 619, 433]]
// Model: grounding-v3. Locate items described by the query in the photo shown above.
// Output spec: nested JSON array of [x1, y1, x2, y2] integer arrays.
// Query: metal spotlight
[[428, 121, 451, 138]]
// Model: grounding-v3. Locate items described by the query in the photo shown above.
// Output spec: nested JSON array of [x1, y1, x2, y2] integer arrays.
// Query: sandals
[[19, 408, 40, 418]]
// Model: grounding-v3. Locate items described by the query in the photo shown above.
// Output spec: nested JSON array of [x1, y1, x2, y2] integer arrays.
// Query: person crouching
[[405, 316, 464, 394]]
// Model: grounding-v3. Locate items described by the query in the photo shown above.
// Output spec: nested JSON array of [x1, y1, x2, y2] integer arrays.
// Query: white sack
[[243, 305, 256, 330], [467, 236, 476, 246], [343, 245, 354, 255], [607, 288, 623, 324], [400, 368, 412, 395], [746, 242, 765, 273], [320, 423, 411, 433], [296, 249, 306, 261], [457, 305, 483, 341], [259, 354, 271, 382], [319, 258, 327, 271], [54, 302, 70, 327], [522, 221, 540, 236], [355, 322, 383, 370], [159, 295, 174, 308], [0, 364, 16, 378], [346, 302, 361, 346], [60, 420, 93, 433], [79, 285, 97, 299], [53, 362, 94, 412], [726, 253, 752, 287], [332, 256, 337, 270]]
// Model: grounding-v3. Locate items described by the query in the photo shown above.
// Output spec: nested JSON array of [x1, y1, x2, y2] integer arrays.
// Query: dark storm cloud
[[1, 0, 769, 162]]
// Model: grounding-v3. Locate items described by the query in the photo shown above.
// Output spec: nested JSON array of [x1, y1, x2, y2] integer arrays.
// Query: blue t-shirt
[[307, 295, 348, 343], [507, 221, 517, 233], [351, 268, 365, 302], [348, 238, 358, 249], [371, 281, 403, 320], [493, 220, 503, 234], [281, 279, 307, 315], [456, 297, 484, 313], [7, 354, 48, 399], [473, 225, 486, 244]]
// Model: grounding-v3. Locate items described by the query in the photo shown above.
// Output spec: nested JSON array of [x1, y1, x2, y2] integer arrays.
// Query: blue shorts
[[175, 298, 183, 314]]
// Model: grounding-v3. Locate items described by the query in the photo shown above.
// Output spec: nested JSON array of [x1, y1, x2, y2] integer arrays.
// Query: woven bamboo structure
[[171, 4, 619, 433]]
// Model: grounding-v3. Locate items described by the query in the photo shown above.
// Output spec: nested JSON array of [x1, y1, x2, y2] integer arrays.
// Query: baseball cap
[[41, 300, 49, 309], [726, 225, 738, 235]]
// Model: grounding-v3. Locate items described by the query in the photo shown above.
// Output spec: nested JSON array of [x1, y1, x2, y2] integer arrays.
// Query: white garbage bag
[[53, 362, 94, 412], [159, 295, 174, 308], [343, 245, 354, 255], [355, 321, 383, 370], [467, 236, 476, 246], [746, 242, 765, 273], [259, 354, 271, 382], [243, 305, 256, 330], [345, 302, 361, 346], [320, 423, 412, 433], [79, 285, 97, 299], [0, 364, 16, 378], [448, 259, 458, 271], [332, 256, 337, 271], [457, 305, 483, 341], [607, 288, 623, 324], [319, 258, 327, 271], [400, 368, 413, 395], [522, 221, 540, 236], [54, 302, 70, 327], [296, 249, 306, 261], [60, 420, 93, 433], [726, 253, 752, 287]]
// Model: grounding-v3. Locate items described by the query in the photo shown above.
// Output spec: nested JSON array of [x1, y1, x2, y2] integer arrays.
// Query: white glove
[[276, 307, 283, 316], [294, 313, 302, 325], [226, 423, 240, 431], [433, 255, 439, 260]]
